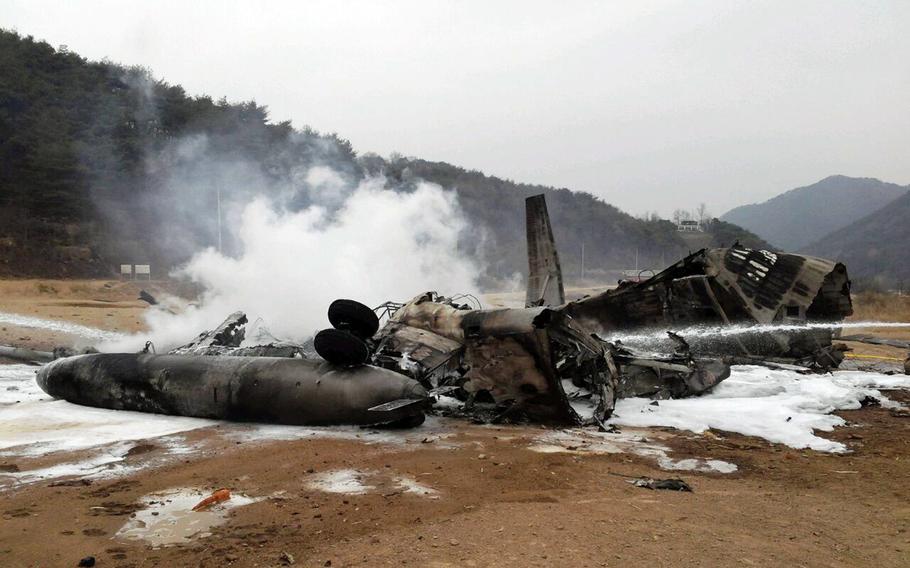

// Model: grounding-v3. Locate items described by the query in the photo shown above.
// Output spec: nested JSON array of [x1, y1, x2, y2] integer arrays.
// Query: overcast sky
[[4, 0, 909, 216]]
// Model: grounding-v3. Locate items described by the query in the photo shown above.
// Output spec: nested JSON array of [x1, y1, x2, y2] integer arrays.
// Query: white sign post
[[134, 264, 151, 281]]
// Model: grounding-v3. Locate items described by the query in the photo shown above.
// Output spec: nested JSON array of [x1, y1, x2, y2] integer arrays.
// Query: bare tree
[[672, 209, 692, 224]]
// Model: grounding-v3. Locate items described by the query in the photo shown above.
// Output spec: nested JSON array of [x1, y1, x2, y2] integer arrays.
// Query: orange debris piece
[[192, 488, 231, 511]]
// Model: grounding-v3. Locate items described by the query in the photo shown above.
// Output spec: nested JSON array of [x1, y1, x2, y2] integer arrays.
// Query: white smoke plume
[[104, 171, 483, 352]]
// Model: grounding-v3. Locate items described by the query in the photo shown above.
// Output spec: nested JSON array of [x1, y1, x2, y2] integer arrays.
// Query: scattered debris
[[841, 334, 910, 349], [0, 344, 54, 364], [77, 556, 96, 567]]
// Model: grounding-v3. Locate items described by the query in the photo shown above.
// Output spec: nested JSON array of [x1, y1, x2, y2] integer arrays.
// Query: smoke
[[81, 77, 487, 352], [104, 171, 483, 352]]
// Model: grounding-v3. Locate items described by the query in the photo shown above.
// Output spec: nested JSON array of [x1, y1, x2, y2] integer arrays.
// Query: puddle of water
[[306, 468, 439, 497], [394, 475, 439, 496], [307, 469, 375, 495], [116, 488, 259, 547]]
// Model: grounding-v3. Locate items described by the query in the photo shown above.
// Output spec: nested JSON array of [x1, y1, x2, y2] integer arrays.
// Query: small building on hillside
[[677, 219, 702, 232]]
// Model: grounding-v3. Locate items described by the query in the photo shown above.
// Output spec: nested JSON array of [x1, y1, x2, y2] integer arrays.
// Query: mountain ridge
[[801, 189, 910, 287], [721, 175, 909, 250]]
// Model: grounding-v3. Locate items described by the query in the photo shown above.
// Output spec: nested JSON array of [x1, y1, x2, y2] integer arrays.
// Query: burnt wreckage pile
[[35, 194, 856, 428], [317, 292, 728, 427]]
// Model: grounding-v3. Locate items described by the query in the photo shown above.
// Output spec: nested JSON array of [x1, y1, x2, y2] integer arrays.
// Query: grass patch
[[850, 292, 910, 322], [34, 282, 58, 295]]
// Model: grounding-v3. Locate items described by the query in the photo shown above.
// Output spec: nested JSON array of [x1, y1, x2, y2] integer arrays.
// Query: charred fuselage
[[37, 353, 429, 427]]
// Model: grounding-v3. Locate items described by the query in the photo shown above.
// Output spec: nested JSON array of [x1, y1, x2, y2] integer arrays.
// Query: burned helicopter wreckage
[[33, 193, 854, 429], [309, 195, 733, 426], [322, 194, 855, 426]]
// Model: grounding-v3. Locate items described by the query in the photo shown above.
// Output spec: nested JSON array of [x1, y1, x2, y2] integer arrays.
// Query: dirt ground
[[1, 281, 909, 567]]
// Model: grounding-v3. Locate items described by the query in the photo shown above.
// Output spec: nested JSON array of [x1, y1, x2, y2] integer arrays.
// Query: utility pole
[[580, 242, 585, 282]]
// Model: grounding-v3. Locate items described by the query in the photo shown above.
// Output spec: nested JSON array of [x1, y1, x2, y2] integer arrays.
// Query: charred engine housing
[[611, 346, 731, 399], [37, 353, 429, 427], [372, 293, 618, 426]]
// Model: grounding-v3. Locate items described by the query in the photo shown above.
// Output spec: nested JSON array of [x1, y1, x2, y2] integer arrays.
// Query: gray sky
[[4, 0, 909, 216]]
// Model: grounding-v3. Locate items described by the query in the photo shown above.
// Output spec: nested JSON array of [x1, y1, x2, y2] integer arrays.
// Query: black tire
[[328, 299, 380, 339], [313, 329, 370, 366]]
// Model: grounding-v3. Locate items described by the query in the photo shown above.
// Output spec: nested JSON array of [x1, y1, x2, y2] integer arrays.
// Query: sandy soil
[[2, 404, 908, 568], [1, 280, 909, 567], [0, 280, 150, 352]]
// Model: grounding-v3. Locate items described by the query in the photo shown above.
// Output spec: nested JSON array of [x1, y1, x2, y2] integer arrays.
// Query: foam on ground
[[0, 311, 124, 343], [610, 365, 910, 452], [0, 364, 215, 456]]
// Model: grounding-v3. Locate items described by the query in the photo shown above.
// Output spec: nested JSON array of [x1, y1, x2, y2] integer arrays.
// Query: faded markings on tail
[[525, 194, 565, 307]]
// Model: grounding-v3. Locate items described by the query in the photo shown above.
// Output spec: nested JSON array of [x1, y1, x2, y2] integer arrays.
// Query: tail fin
[[525, 194, 565, 307]]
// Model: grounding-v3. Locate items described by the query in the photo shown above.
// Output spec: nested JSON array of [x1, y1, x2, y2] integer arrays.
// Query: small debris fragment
[[192, 488, 231, 511], [631, 477, 693, 492], [77, 557, 96, 567], [279, 551, 295, 565], [138, 290, 159, 305], [49, 478, 92, 487]]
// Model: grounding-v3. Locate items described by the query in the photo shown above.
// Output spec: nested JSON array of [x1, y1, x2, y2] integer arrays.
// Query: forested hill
[[0, 29, 764, 284]]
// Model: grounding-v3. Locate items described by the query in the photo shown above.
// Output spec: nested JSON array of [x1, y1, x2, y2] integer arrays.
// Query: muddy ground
[[1, 281, 909, 567]]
